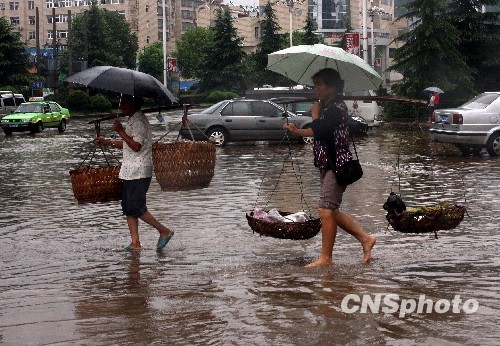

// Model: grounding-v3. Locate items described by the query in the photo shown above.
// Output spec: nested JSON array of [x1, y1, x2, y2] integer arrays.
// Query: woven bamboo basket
[[386, 204, 467, 234], [69, 165, 122, 204], [246, 210, 321, 240], [152, 141, 216, 191]]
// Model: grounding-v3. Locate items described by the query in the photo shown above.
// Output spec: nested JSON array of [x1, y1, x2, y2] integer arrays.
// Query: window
[[10, 17, 20, 26], [49, 103, 62, 112], [28, 1, 35, 10], [58, 30, 68, 38], [28, 31, 36, 39], [74, 0, 89, 5], [380, 0, 391, 5], [182, 22, 195, 31], [222, 102, 251, 117], [253, 101, 281, 117], [9, 2, 19, 10], [47, 14, 68, 23], [146, 5, 149, 12], [146, 36, 150, 44], [58, 0, 71, 7], [254, 27, 259, 39], [46, 0, 57, 8], [158, 31, 169, 40], [181, 10, 194, 19], [0, 4, 5, 11]]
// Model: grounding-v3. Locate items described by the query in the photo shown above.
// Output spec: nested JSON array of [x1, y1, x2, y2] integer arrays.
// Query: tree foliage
[[389, 0, 474, 99], [173, 27, 213, 79], [301, 14, 321, 45], [0, 18, 32, 87], [197, 7, 246, 93], [252, 3, 289, 87], [448, 0, 500, 95], [137, 42, 164, 81], [70, 2, 138, 69]]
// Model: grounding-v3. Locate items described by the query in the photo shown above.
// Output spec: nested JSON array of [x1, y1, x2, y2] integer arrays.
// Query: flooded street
[[0, 112, 498, 345]]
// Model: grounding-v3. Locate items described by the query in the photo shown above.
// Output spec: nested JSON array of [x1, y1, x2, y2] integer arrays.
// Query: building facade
[[1, 0, 398, 83]]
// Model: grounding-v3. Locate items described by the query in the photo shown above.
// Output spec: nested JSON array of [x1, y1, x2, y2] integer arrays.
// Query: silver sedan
[[179, 99, 314, 146]]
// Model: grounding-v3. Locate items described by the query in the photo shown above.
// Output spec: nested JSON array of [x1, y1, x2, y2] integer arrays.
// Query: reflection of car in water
[[429, 92, 500, 156], [269, 97, 369, 135], [179, 99, 314, 146]]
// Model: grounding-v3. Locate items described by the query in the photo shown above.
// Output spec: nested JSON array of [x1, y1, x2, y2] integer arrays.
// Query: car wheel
[[2, 128, 12, 136], [30, 121, 43, 134], [58, 119, 67, 132], [206, 127, 228, 147], [486, 131, 500, 156]]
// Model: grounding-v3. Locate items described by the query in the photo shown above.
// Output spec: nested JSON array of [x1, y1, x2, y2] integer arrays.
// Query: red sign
[[374, 58, 382, 67], [343, 33, 360, 56], [167, 57, 177, 73]]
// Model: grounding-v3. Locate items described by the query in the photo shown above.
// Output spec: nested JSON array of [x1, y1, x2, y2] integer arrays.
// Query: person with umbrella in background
[[283, 68, 376, 267], [95, 94, 174, 251]]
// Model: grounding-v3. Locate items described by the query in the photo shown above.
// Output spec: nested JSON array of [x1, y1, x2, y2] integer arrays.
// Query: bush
[[206, 90, 239, 103], [90, 94, 112, 112], [66, 90, 91, 112]]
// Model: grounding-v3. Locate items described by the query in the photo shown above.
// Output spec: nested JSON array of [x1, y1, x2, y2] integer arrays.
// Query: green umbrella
[[267, 44, 383, 92]]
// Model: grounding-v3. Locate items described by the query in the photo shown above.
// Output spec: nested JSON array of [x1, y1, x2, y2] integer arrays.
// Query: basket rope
[[152, 105, 216, 191]]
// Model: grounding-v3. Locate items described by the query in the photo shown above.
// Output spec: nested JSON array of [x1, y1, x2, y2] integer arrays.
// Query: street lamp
[[274, 0, 306, 47], [367, 5, 389, 68]]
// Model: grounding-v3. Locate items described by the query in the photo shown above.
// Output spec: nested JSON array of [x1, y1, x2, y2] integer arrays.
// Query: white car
[[343, 90, 384, 127], [429, 92, 500, 156]]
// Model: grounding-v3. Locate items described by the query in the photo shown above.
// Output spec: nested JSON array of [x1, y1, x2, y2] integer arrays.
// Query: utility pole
[[362, 0, 368, 63]]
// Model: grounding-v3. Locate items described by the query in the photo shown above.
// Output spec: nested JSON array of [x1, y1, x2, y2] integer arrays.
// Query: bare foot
[[362, 236, 376, 263], [305, 257, 332, 268]]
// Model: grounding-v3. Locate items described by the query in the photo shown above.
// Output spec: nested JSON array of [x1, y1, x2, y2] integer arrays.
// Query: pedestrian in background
[[283, 68, 376, 267], [95, 94, 174, 251]]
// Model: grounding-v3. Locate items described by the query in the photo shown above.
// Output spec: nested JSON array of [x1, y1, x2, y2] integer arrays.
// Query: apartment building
[[1, 0, 398, 83]]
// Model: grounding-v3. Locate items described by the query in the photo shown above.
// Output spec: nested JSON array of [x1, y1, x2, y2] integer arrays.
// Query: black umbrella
[[64, 66, 177, 104]]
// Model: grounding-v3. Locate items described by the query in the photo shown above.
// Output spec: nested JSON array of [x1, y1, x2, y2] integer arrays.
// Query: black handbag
[[333, 134, 363, 186]]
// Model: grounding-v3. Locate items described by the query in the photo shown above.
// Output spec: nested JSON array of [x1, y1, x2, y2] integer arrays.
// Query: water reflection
[[0, 116, 498, 344]]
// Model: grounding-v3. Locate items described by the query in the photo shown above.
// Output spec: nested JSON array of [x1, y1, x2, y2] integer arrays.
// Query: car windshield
[[201, 101, 227, 114], [14, 103, 42, 113], [461, 93, 499, 109]]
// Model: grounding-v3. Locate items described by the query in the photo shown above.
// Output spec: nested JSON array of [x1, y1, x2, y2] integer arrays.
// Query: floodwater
[[0, 112, 498, 345]]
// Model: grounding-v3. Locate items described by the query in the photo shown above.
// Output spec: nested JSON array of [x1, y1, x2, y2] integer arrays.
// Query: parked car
[[0, 101, 70, 135], [343, 90, 384, 127], [0, 91, 26, 116], [429, 92, 500, 156], [179, 99, 314, 146], [269, 96, 369, 135]]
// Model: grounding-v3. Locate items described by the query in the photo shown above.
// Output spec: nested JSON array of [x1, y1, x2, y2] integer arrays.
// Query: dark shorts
[[121, 177, 151, 218], [318, 169, 346, 210]]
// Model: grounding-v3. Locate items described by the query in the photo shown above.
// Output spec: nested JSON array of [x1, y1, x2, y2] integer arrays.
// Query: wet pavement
[[0, 112, 498, 345]]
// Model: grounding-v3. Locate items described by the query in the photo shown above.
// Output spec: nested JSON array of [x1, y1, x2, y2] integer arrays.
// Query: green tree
[[448, 0, 500, 97], [173, 27, 213, 79], [301, 14, 321, 45], [198, 7, 246, 93], [0, 17, 32, 87], [69, 2, 138, 69], [389, 0, 474, 100], [252, 3, 288, 87], [137, 42, 164, 81]]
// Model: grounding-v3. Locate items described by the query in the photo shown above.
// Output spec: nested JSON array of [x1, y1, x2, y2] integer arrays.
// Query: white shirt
[[119, 110, 153, 180]]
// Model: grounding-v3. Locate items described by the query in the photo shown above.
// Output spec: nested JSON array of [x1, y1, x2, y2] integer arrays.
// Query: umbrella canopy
[[64, 66, 177, 104], [267, 44, 383, 92], [423, 87, 444, 94]]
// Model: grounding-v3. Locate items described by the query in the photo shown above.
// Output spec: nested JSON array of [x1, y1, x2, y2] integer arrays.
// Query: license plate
[[439, 115, 448, 122], [10, 124, 19, 127]]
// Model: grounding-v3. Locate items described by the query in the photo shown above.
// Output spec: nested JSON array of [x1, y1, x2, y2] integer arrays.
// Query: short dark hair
[[121, 94, 143, 109], [312, 68, 344, 94]]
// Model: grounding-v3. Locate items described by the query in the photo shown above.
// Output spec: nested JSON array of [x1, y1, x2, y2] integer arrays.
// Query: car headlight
[[23, 118, 32, 123]]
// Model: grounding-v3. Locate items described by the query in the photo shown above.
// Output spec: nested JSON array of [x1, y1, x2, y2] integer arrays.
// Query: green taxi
[[1, 100, 70, 135]]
